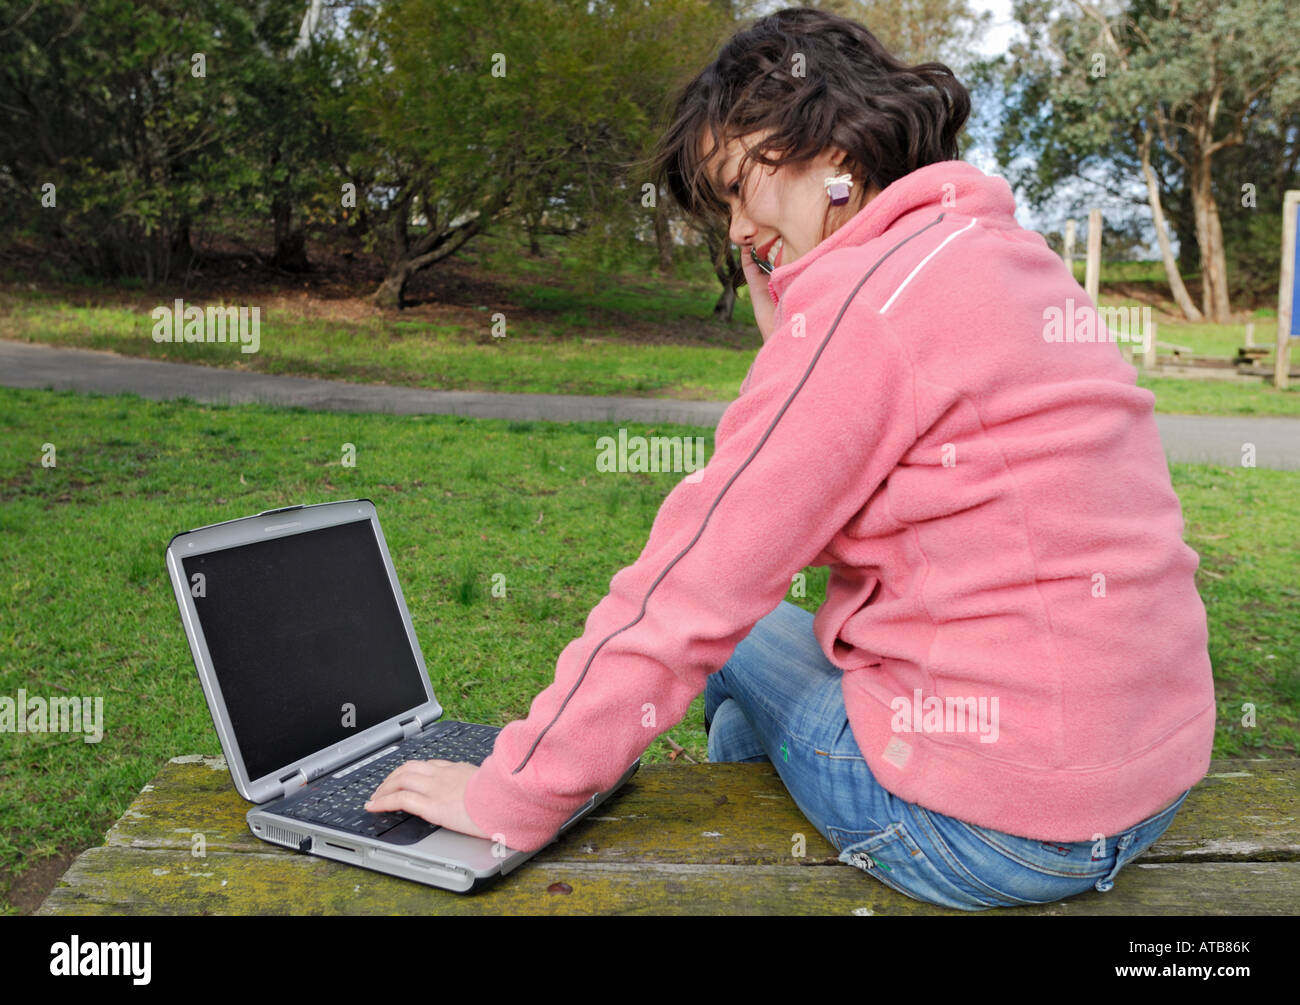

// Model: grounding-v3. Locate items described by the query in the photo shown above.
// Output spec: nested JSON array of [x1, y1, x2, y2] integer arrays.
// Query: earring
[[824, 173, 854, 206]]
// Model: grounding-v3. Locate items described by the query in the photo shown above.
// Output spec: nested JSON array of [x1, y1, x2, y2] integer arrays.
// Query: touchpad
[[377, 816, 440, 846]]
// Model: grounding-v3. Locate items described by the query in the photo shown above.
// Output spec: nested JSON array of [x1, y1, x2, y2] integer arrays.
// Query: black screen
[[183, 518, 428, 781]]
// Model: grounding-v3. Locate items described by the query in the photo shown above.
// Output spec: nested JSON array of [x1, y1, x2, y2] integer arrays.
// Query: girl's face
[[702, 128, 876, 269]]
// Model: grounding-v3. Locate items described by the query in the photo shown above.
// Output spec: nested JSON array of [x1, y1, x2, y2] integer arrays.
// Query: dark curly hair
[[650, 7, 970, 248]]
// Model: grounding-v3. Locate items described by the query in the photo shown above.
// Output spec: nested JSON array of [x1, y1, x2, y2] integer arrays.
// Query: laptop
[[165, 497, 639, 894]]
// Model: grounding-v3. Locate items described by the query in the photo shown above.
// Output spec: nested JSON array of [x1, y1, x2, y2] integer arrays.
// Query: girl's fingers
[[368, 759, 452, 799], [366, 766, 442, 807], [364, 788, 440, 819], [741, 246, 776, 341]]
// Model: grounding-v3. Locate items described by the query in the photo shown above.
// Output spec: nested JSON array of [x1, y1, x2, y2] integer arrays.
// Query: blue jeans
[[704, 600, 1191, 911]]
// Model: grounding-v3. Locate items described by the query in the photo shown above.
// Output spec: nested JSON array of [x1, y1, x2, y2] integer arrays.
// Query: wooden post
[[1245, 321, 1254, 347], [1276, 190, 1299, 390], [1085, 209, 1102, 307], [1063, 219, 1076, 274], [1141, 305, 1156, 370]]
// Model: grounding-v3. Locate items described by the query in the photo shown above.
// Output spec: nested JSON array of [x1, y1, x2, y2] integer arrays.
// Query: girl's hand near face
[[741, 244, 777, 344]]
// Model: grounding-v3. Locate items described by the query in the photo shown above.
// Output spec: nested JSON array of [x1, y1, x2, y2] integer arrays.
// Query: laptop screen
[[182, 518, 429, 781]]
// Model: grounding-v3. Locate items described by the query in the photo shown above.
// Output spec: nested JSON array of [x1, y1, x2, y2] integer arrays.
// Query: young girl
[[367, 8, 1216, 911]]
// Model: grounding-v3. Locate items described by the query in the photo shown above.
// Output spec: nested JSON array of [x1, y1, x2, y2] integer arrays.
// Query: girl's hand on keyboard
[[364, 760, 490, 840]]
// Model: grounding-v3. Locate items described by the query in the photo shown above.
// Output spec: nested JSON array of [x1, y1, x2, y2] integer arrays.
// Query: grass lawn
[[3, 232, 1300, 415], [0, 385, 1296, 914]]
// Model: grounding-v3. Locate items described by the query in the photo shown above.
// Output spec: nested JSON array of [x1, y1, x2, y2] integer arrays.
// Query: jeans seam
[[814, 748, 865, 760], [950, 818, 1113, 880], [828, 823, 887, 850], [843, 820, 1000, 911], [907, 808, 1028, 908], [916, 810, 1076, 907], [948, 789, 1190, 880], [721, 670, 822, 752]]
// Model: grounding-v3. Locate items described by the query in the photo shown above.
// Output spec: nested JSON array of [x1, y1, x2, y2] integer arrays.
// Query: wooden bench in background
[[37, 755, 1299, 915]]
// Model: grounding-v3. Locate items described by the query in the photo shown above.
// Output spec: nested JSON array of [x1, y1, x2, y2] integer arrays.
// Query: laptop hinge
[[279, 769, 309, 799], [399, 715, 423, 739]]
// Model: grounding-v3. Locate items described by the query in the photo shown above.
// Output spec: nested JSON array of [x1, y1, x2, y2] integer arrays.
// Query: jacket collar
[[764, 160, 1016, 307]]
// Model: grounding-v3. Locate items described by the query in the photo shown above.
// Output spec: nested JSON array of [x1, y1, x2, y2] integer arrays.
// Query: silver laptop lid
[[165, 499, 442, 803]]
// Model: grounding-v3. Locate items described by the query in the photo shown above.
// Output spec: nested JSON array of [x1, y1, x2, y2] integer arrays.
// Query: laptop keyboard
[[277, 721, 500, 838]]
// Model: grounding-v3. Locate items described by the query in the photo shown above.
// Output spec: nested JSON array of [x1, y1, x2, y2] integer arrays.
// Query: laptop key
[[277, 724, 500, 835], [357, 813, 406, 837]]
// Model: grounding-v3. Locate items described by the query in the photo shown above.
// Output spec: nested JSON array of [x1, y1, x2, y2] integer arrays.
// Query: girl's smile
[[700, 127, 879, 270]]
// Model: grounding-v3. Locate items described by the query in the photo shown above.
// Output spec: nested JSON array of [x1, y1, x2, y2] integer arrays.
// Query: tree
[[1, 0, 238, 280], [0, 0, 346, 282], [817, 0, 993, 70], [992, 0, 1300, 322], [353, 0, 728, 308]]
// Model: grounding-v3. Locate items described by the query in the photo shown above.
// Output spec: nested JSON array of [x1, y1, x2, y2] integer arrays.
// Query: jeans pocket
[[829, 821, 1003, 912]]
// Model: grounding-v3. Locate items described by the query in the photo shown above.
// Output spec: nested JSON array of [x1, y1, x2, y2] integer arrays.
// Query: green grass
[[0, 386, 730, 913], [0, 385, 1296, 914], [4, 234, 1300, 415], [1133, 375, 1300, 415], [0, 297, 756, 400]]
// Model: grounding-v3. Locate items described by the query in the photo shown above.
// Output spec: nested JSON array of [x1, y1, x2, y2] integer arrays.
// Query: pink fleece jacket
[[464, 159, 1217, 853]]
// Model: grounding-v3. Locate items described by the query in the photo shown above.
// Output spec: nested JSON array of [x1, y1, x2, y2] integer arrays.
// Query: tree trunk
[[372, 190, 415, 308], [1203, 170, 1232, 322], [1190, 159, 1232, 322], [703, 226, 741, 321], [1186, 105, 1233, 323], [369, 171, 514, 309], [274, 228, 309, 271], [272, 195, 310, 271], [714, 243, 742, 320], [160, 219, 194, 284], [653, 199, 674, 274], [372, 267, 411, 309], [713, 281, 737, 320], [1139, 128, 1202, 321]]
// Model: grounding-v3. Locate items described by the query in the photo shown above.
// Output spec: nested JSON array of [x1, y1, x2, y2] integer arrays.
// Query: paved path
[[2, 339, 1297, 469]]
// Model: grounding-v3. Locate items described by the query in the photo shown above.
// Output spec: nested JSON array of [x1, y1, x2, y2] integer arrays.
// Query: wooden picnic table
[[36, 755, 1299, 915]]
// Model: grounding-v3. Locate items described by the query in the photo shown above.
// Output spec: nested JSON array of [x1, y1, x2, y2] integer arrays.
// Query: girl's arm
[[463, 297, 919, 852]]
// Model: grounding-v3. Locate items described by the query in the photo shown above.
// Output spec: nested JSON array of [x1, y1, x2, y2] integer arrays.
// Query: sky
[[968, 0, 1019, 58], [960, 1, 1045, 221], [956, 0, 1158, 251]]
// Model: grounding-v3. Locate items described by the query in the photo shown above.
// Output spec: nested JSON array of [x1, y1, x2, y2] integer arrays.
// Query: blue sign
[[1293, 208, 1300, 336]]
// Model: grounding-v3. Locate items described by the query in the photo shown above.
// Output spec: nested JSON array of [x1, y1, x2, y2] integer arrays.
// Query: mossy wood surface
[[37, 756, 1299, 915]]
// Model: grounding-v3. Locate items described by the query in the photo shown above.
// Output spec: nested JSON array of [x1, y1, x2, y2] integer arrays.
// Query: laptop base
[[249, 758, 640, 893]]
